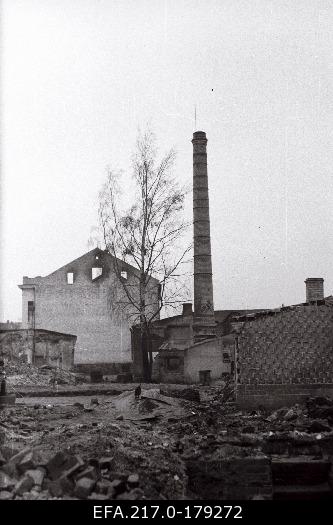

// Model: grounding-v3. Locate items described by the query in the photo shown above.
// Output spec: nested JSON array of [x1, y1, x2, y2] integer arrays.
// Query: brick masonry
[[192, 131, 216, 341], [305, 278, 324, 302], [186, 456, 272, 500], [236, 303, 333, 407]]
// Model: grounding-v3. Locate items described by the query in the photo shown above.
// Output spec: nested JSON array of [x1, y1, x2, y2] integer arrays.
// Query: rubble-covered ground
[[6, 360, 88, 388], [1, 368, 333, 500]]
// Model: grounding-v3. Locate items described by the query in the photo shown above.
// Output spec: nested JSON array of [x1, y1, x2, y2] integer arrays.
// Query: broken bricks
[[74, 477, 96, 499], [0, 471, 16, 491], [17, 450, 38, 474], [25, 468, 45, 487], [75, 465, 99, 482], [14, 474, 34, 496], [98, 456, 114, 470], [46, 451, 85, 481], [95, 479, 113, 495], [108, 478, 126, 495], [127, 473, 139, 488], [0, 490, 13, 500]]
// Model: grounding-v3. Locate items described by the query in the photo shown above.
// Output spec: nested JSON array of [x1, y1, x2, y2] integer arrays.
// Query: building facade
[[19, 248, 160, 365]]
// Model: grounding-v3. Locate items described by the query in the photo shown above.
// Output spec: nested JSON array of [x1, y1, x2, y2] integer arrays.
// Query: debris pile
[[0, 447, 148, 500], [5, 360, 86, 388], [0, 395, 188, 500], [160, 385, 200, 402], [1, 387, 333, 500]]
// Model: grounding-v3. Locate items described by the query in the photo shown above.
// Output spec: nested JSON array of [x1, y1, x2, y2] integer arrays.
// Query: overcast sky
[[1, 0, 333, 322]]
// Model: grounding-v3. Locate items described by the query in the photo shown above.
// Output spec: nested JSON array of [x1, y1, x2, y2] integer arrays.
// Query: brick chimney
[[192, 131, 216, 342], [305, 278, 324, 302]]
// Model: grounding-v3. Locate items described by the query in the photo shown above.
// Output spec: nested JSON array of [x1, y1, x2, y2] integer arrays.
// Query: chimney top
[[192, 131, 207, 143], [305, 277, 324, 302]]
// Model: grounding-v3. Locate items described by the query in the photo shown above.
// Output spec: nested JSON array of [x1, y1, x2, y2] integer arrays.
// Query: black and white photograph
[[1, 0, 333, 516]]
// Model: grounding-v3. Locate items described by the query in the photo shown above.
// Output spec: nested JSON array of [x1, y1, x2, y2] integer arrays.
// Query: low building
[[141, 304, 267, 384], [0, 328, 76, 370], [18, 247, 160, 368]]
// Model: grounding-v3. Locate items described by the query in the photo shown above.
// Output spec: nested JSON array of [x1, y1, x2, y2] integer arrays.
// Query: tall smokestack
[[192, 131, 216, 342]]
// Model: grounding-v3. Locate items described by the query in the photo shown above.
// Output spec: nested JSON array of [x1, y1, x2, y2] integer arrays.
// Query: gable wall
[[21, 251, 159, 364]]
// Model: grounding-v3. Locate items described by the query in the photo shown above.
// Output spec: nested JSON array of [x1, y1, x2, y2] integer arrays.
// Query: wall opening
[[67, 272, 74, 284], [92, 267, 103, 280], [28, 301, 34, 324], [199, 370, 211, 385], [223, 352, 230, 362], [121, 271, 128, 280], [166, 357, 180, 370]]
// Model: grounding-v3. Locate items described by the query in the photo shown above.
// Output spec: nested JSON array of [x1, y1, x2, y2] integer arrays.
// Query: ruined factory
[[3, 131, 333, 405], [1, 131, 333, 502]]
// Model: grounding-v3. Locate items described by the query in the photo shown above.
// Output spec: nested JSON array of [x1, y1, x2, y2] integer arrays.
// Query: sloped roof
[[233, 297, 333, 323], [214, 309, 267, 324]]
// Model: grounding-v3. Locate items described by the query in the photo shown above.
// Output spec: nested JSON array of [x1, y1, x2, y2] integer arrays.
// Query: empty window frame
[[28, 301, 34, 323], [92, 267, 103, 280], [67, 272, 74, 284], [222, 352, 230, 362], [121, 271, 128, 280]]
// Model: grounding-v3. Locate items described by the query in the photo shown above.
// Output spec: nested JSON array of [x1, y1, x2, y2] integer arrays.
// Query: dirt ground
[[1, 379, 333, 500]]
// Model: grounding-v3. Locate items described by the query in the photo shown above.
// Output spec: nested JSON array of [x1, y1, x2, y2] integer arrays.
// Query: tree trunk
[[140, 326, 151, 383]]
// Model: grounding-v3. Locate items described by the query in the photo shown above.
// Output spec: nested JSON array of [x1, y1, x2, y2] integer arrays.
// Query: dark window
[[199, 370, 211, 385], [166, 357, 180, 370], [28, 301, 34, 324], [223, 352, 230, 362], [33, 356, 45, 366]]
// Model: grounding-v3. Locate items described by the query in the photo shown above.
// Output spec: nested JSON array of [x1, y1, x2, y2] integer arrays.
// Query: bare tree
[[97, 128, 191, 381]]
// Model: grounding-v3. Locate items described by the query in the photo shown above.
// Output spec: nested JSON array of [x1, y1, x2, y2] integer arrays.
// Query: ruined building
[[18, 248, 160, 370], [0, 328, 76, 370], [235, 278, 333, 408]]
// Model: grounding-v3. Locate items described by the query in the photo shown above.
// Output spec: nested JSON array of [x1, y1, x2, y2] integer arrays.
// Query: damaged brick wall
[[186, 455, 272, 500], [0, 329, 76, 370], [0, 330, 33, 361], [236, 304, 333, 408]]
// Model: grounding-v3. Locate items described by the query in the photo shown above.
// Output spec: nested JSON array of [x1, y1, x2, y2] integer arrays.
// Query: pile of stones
[[0, 447, 143, 500]]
